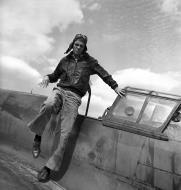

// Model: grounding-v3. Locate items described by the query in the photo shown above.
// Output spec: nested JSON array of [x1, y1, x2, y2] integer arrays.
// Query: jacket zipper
[[74, 57, 78, 74]]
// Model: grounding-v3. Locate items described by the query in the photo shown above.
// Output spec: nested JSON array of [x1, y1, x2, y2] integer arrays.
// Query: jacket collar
[[66, 51, 89, 60]]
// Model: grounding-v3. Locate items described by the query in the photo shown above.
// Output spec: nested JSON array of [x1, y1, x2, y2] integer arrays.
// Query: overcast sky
[[1, 0, 181, 117]]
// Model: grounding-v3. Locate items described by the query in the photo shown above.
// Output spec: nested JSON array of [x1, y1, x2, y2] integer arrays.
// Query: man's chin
[[74, 51, 81, 55]]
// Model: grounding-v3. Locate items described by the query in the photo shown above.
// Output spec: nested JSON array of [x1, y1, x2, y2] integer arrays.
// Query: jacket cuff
[[46, 74, 52, 83], [112, 83, 118, 90]]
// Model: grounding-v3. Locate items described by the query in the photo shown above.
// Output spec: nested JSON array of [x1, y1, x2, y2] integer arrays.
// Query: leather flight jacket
[[47, 52, 118, 97]]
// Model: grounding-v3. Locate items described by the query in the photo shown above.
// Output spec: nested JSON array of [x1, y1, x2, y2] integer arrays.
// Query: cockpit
[[103, 87, 181, 141]]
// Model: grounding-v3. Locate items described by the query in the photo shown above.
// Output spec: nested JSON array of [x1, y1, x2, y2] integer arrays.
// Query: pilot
[[27, 34, 125, 182]]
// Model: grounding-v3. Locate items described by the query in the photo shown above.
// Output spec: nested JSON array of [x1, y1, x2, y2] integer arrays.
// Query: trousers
[[28, 87, 81, 171]]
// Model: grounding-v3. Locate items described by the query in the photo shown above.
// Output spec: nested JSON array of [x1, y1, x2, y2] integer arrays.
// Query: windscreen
[[140, 98, 176, 128], [112, 94, 146, 122], [112, 93, 176, 129]]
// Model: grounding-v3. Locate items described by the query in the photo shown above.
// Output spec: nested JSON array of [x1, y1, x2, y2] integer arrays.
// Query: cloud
[[0, 56, 42, 92], [91, 68, 181, 103], [159, 0, 181, 35], [1, 56, 41, 78], [102, 34, 121, 42], [88, 3, 101, 11], [159, 0, 181, 16], [79, 68, 181, 118], [0, 0, 83, 59], [114, 68, 181, 92]]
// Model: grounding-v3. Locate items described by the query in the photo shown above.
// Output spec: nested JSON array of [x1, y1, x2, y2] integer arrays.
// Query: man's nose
[[77, 46, 82, 51]]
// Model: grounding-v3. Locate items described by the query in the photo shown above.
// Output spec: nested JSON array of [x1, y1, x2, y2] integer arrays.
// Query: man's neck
[[72, 53, 83, 60]]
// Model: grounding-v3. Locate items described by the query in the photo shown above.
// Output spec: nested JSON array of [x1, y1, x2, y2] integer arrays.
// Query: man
[[28, 34, 125, 182]]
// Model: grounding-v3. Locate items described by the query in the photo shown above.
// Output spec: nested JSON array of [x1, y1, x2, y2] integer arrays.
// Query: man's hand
[[39, 76, 50, 88], [114, 86, 126, 98]]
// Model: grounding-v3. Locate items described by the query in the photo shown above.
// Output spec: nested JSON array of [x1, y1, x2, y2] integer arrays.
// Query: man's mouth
[[75, 49, 80, 54]]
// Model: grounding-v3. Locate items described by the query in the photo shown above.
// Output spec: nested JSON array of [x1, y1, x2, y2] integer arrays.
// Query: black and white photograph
[[0, 0, 181, 190]]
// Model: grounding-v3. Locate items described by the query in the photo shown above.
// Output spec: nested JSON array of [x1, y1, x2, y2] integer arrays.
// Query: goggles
[[74, 34, 88, 44]]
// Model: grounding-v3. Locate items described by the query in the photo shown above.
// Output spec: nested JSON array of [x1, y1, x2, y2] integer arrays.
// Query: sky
[[1, 0, 181, 117]]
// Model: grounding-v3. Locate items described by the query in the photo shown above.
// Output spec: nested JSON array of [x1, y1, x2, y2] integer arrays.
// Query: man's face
[[73, 39, 85, 55]]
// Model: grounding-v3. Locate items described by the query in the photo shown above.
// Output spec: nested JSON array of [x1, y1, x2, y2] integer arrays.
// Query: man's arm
[[47, 60, 63, 83], [39, 59, 63, 88], [39, 60, 63, 88], [92, 60, 125, 97]]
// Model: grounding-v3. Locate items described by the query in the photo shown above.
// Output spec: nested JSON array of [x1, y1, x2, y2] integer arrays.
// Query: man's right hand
[[39, 76, 50, 88], [114, 86, 126, 98]]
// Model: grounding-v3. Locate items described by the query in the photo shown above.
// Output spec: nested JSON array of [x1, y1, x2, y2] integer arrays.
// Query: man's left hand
[[114, 87, 126, 98]]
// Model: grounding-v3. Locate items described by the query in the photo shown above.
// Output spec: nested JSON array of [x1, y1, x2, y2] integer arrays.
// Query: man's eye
[[75, 44, 84, 48]]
